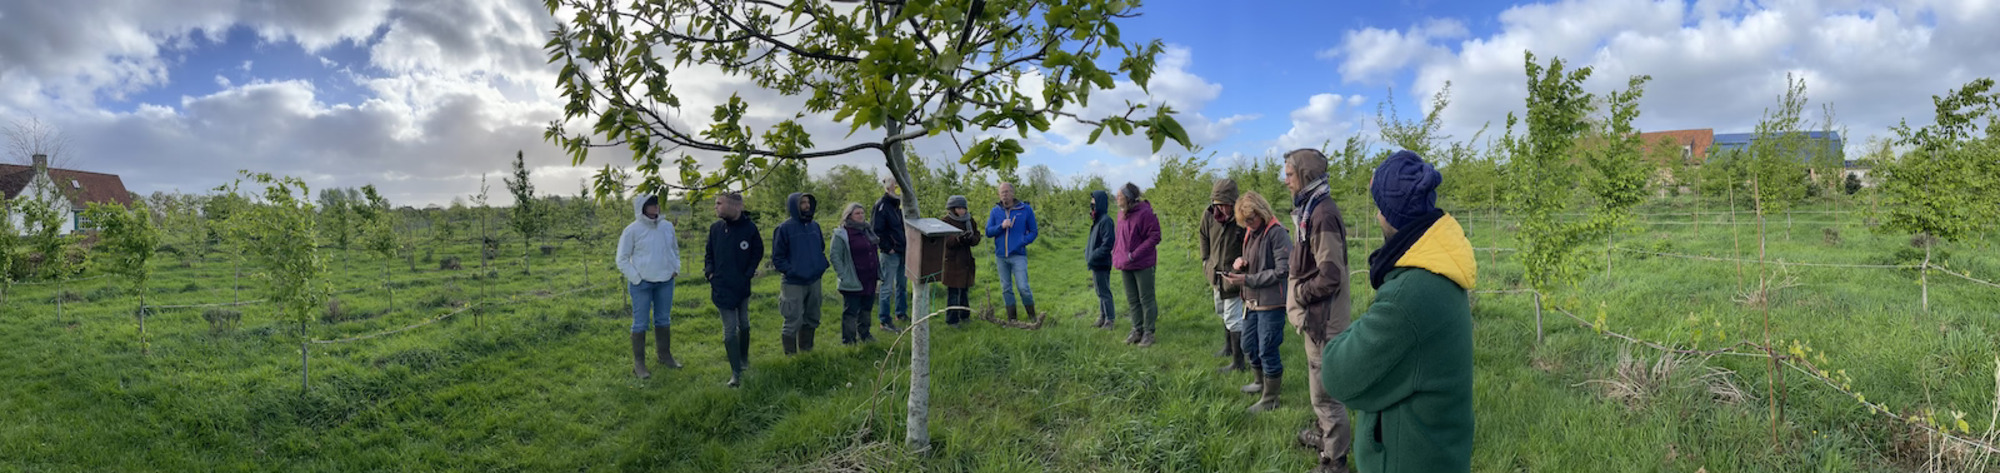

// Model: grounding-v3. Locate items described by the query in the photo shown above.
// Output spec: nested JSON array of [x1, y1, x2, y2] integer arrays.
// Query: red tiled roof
[[0, 163, 135, 208], [1637, 129, 1715, 164]]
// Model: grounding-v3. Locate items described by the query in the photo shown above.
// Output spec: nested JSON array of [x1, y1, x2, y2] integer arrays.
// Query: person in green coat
[[1322, 150, 1476, 473]]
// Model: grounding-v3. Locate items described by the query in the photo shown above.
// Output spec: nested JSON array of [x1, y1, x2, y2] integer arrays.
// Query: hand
[[1220, 273, 1244, 285], [704, 272, 713, 281], [1232, 258, 1246, 271], [1002, 219, 1013, 229]]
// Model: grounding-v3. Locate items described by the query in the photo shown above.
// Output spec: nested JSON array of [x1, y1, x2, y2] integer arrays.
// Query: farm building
[[1, 154, 135, 235]]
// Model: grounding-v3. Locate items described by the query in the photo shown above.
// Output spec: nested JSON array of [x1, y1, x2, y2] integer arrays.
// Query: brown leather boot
[[630, 333, 651, 379], [655, 329, 682, 369], [1247, 373, 1281, 413]]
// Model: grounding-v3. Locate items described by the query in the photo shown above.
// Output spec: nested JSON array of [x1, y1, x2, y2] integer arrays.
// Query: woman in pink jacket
[[1113, 183, 1162, 347]]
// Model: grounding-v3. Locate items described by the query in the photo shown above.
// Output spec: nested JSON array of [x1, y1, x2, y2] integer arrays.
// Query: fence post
[[1921, 243, 1931, 314], [1533, 291, 1544, 345]]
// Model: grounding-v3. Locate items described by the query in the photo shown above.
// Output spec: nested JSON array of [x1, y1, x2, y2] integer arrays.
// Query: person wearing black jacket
[[703, 192, 763, 388], [872, 177, 910, 333], [1085, 190, 1118, 329]]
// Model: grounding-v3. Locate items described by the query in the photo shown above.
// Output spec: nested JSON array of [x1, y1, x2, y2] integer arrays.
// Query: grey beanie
[[946, 195, 969, 210]]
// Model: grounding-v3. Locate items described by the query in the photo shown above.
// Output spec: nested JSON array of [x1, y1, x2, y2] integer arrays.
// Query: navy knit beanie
[[1370, 150, 1442, 230]]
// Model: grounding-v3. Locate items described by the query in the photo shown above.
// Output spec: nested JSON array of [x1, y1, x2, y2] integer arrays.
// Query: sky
[[1, 0, 1996, 207]]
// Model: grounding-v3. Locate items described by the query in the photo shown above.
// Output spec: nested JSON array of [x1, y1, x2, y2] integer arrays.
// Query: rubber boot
[[631, 333, 652, 379], [1215, 328, 1231, 357], [1248, 373, 1282, 413], [1219, 331, 1247, 373], [799, 329, 815, 353], [1240, 373, 1264, 394], [1025, 304, 1040, 324], [782, 333, 798, 356], [1006, 305, 1019, 322], [656, 329, 682, 369]]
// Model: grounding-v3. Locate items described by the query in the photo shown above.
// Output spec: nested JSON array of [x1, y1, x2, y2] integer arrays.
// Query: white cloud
[[1341, 0, 2000, 154], [1322, 18, 1469, 84], [1272, 93, 1369, 154]]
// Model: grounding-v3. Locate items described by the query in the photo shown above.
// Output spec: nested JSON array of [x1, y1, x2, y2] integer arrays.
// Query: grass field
[[3, 198, 1998, 472]]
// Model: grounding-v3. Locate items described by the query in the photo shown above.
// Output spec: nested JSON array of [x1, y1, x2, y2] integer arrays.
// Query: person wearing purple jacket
[[1113, 182, 1163, 347], [830, 202, 880, 345]]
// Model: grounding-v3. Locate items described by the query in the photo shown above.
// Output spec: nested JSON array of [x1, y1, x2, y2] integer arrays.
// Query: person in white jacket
[[618, 194, 682, 379]]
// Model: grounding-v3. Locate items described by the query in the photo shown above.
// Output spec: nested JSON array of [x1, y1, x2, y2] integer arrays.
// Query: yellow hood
[[1393, 213, 1477, 289]]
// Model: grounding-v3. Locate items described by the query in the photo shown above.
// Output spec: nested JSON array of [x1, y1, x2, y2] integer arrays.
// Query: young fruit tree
[[18, 187, 78, 323], [221, 172, 329, 391], [1877, 77, 2000, 313], [504, 151, 544, 275], [543, 0, 1194, 450], [82, 200, 160, 353], [1504, 51, 1649, 340], [359, 185, 401, 311], [0, 196, 18, 304], [1582, 75, 1651, 282]]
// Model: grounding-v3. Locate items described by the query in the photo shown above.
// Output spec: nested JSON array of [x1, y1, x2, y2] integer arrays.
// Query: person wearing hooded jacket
[[618, 194, 683, 379], [1201, 178, 1249, 372], [1284, 148, 1355, 473], [938, 195, 982, 327], [1113, 183, 1163, 347], [1084, 190, 1117, 329], [830, 202, 880, 345], [704, 192, 762, 388], [772, 192, 829, 354], [872, 177, 911, 333], [1321, 150, 1476, 473]]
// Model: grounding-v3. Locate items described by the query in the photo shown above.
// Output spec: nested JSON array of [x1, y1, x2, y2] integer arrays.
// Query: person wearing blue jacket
[[985, 182, 1039, 323], [771, 192, 828, 355]]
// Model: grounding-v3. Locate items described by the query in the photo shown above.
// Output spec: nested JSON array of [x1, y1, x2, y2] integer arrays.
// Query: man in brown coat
[[1284, 148, 1353, 473], [1199, 178, 1248, 371]]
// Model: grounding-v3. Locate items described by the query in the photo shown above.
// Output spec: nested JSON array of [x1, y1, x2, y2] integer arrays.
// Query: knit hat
[[946, 195, 969, 210], [1369, 150, 1442, 230]]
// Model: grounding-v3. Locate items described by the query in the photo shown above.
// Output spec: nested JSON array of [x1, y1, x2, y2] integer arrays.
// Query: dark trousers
[[840, 292, 873, 343], [1092, 269, 1116, 323], [718, 306, 749, 375], [1122, 268, 1158, 333], [944, 287, 970, 324]]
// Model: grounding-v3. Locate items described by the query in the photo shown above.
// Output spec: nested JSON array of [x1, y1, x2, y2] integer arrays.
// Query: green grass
[[3, 198, 1998, 472]]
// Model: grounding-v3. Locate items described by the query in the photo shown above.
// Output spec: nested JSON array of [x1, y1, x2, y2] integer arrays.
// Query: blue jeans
[[629, 280, 675, 333], [997, 254, 1034, 307], [1244, 308, 1285, 376], [878, 252, 909, 323]]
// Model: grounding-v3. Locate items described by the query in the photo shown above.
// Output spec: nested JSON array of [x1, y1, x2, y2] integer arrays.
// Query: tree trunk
[[300, 321, 310, 392], [1532, 291, 1543, 345], [1754, 176, 1779, 447], [384, 261, 395, 313], [884, 124, 933, 452], [138, 290, 147, 354], [1922, 242, 1931, 314], [233, 259, 241, 306], [1730, 185, 1742, 291], [56, 276, 64, 325]]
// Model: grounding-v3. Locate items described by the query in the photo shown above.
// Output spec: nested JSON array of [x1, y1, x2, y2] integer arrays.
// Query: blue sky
[[2, 0, 1995, 206]]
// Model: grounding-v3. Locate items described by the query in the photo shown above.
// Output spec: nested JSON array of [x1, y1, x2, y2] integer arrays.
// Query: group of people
[[614, 149, 1479, 473]]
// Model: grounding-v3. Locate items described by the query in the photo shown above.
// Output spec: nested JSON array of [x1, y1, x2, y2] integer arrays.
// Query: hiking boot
[[881, 321, 900, 334], [1311, 454, 1350, 473], [631, 333, 652, 379], [655, 329, 682, 369], [1297, 427, 1325, 451], [1125, 329, 1143, 344], [1138, 332, 1156, 348], [725, 372, 742, 388], [1247, 374, 1282, 413], [1219, 331, 1247, 372]]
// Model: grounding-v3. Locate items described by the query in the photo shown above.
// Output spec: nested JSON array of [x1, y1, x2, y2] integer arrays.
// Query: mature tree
[[3, 115, 76, 169], [83, 200, 160, 353], [543, 0, 1193, 449]]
